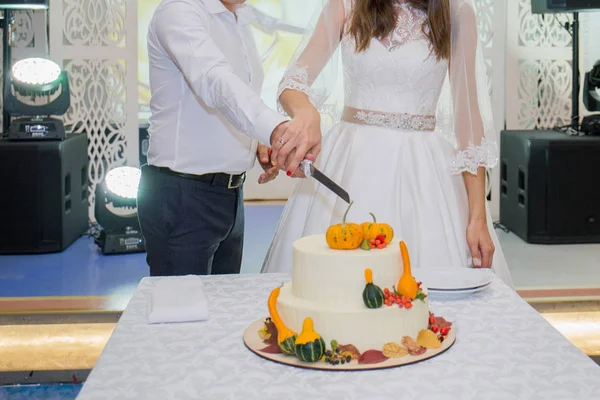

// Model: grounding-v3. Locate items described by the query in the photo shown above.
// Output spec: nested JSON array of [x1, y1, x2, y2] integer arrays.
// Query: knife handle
[[299, 159, 313, 177]]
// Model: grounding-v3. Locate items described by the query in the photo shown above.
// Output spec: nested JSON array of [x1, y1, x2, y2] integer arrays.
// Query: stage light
[[105, 166, 141, 201], [0, 0, 51, 139], [583, 61, 600, 112], [3, 56, 71, 140], [581, 61, 600, 135], [0, 0, 48, 9], [12, 58, 62, 93], [94, 166, 146, 255]]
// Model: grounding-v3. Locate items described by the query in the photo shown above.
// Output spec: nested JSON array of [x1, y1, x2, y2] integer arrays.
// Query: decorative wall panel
[[506, 0, 573, 130], [49, 0, 138, 221]]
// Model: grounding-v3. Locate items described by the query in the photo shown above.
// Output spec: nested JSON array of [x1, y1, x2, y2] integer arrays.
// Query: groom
[[137, 0, 320, 277]]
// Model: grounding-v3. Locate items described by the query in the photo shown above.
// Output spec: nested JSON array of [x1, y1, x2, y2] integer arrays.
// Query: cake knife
[[299, 160, 351, 204]]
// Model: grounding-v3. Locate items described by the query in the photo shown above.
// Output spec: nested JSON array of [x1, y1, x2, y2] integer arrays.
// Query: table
[[76, 274, 600, 400]]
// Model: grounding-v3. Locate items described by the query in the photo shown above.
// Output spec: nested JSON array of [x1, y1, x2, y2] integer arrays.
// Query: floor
[[0, 385, 81, 400], [0, 204, 284, 312], [0, 203, 599, 399], [497, 228, 600, 290]]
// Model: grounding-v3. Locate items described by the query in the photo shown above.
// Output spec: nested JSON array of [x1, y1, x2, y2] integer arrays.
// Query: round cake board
[[244, 318, 456, 371]]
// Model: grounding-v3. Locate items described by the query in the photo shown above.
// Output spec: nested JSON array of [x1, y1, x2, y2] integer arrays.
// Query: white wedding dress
[[260, 2, 513, 288]]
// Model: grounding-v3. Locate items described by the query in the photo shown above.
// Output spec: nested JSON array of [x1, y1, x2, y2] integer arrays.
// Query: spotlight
[[581, 61, 600, 135], [12, 58, 62, 93], [0, 0, 51, 138], [94, 166, 146, 255], [3, 57, 71, 140], [583, 61, 600, 112]]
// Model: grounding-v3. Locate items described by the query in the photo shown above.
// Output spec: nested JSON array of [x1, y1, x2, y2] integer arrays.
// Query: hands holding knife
[[259, 108, 351, 205], [269, 108, 322, 178]]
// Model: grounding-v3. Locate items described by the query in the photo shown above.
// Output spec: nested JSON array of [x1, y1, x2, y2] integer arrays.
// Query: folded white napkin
[[147, 276, 209, 324]]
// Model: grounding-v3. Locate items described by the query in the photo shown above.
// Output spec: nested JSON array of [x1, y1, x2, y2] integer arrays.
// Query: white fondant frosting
[[278, 234, 430, 352], [292, 235, 401, 308]]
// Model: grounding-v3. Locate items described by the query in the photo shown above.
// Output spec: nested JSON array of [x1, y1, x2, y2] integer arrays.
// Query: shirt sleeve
[[151, 1, 286, 146]]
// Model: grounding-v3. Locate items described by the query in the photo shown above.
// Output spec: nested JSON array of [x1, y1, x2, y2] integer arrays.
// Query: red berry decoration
[[431, 325, 439, 333], [440, 327, 450, 336], [428, 314, 436, 326]]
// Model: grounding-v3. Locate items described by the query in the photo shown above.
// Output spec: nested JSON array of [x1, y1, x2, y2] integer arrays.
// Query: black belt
[[148, 165, 245, 189]]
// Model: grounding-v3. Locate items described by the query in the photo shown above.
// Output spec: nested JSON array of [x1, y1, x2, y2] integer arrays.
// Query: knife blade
[[300, 160, 351, 204]]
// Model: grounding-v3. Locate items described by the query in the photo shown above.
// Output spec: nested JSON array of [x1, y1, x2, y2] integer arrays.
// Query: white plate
[[413, 268, 493, 291], [425, 285, 490, 300]]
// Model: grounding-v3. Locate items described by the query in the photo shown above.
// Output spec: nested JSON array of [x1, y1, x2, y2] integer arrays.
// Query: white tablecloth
[[77, 274, 600, 400]]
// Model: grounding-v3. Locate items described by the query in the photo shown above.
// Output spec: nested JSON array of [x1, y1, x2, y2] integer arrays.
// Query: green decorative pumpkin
[[362, 268, 385, 309], [279, 336, 296, 356], [294, 318, 326, 363]]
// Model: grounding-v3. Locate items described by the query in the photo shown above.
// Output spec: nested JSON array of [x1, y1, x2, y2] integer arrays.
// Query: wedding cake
[[255, 203, 453, 367], [277, 235, 429, 351]]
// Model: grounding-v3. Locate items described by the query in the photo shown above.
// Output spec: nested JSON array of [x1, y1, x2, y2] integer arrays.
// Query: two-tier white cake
[[276, 234, 430, 352]]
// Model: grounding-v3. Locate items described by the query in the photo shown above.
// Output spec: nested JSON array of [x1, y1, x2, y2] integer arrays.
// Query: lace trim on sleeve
[[276, 65, 327, 116], [449, 137, 499, 175]]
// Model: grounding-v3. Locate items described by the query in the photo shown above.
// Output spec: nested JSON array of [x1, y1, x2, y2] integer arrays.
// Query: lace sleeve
[[446, 0, 499, 175], [276, 0, 347, 117]]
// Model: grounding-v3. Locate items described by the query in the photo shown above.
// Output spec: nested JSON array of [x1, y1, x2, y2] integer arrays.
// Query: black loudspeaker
[[139, 123, 149, 166], [531, 0, 600, 13], [499, 130, 600, 244], [0, 133, 89, 254]]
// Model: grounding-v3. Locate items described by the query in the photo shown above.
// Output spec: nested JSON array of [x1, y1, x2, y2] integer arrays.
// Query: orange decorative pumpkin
[[326, 201, 363, 250], [396, 241, 418, 299], [360, 213, 394, 243]]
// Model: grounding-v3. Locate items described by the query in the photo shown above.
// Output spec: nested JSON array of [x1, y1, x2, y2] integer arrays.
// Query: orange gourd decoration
[[360, 213, 394, 243], [267, 286, 297, 355], [326, 201, 363, 250], [396, 241, 418, 300]]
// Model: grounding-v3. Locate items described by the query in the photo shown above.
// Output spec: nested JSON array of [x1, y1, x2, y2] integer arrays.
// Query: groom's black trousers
[[136, 164, 245, 276]]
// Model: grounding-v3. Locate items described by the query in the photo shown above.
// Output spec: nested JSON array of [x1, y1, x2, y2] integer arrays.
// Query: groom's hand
[[257, 144, 279, 184], [270, 108, 322, 177]]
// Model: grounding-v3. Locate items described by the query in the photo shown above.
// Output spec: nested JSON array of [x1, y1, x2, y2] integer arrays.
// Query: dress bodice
[[341, 3, 448, 116]]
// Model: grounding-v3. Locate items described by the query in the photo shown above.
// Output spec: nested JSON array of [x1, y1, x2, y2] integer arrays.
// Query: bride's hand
[[466, 218, 495, 269], [271, 107, 322, 176]]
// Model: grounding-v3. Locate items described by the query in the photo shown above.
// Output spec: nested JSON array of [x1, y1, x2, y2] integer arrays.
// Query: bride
[[261, 0, 514, 287]]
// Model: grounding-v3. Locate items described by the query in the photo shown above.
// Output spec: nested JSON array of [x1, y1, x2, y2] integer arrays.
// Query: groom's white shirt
[[146, 0, 285, 175]]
